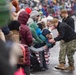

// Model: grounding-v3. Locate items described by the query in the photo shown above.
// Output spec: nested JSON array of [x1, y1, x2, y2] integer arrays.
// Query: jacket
[[30, 22, 46, 43], [18, 11, 33, 65], [54, 22, 76, 42], [62, 16, 75, 30], [9, 30, 20, 43]]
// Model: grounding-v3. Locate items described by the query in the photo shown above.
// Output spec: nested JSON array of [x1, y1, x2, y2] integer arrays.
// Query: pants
[[34, 43, 47, 68], [59, 39, 76, 66]]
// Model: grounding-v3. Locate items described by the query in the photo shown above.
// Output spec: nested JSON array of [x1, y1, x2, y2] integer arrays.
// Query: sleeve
[[30, 28, 43, 43], [54, 27, 65, 41], [68, 18, 75, 30], [38, 28, 46, 41], [39, 34, 46, 41], [29, 46, 44, 52], [25, 27, 33, 46]]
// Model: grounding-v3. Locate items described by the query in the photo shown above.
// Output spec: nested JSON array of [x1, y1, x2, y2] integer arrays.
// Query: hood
[[30, 22, 38, 30], [27, 18, 34, 25], [30, 10, 39, 18], [42, 29, 51, 37], [18, 11, 30, 25]]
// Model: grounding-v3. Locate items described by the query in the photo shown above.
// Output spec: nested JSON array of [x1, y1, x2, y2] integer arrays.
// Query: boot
[[65, 65, 75, 71], [55, 63, 65, 70]]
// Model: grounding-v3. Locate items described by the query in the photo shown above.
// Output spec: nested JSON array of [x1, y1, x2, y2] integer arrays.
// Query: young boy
[[42, 29, 55, 48]]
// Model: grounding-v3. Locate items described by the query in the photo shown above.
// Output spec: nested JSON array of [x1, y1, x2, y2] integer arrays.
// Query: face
[[61, 13, 65, 18], [35, 15, 40, 21], [46, 34, 52, 39], [47, 21, 51, 27], [50, 24, 56, 30]]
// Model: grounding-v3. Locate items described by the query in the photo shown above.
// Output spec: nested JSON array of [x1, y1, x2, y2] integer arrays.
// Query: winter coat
[[62, 16, 75, 30], [30, 22, 46, 43], [54, 22, 76, 42], [9, 30, 20, 43], [30, 27, 43, 44], [18, 11, 33, 65]]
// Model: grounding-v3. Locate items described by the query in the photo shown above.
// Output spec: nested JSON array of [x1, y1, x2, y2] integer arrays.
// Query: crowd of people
[[0, 0, 76, 75], [18, 0, 76, 17]]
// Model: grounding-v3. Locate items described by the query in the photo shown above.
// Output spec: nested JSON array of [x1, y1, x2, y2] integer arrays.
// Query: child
[[42, 29, 55, 48]]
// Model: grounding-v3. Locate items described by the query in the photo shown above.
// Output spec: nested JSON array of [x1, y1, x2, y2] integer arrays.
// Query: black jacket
[[54, 22, 76, 42], [62, 16, 75, 30]]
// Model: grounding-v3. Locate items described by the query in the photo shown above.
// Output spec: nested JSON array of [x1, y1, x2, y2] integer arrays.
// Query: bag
[[17, 44, 26, 65], [14, 67, 26, 75]]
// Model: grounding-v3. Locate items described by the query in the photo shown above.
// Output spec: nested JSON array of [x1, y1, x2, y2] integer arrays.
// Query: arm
[[54, 27, 65, 41], [30, 28, 43, 43], [25, 27, 33, 46], [68, 18, 75, 30]]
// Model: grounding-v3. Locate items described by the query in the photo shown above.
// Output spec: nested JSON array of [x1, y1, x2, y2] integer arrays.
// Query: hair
[[61, 9, 68, 14], [51, 18, 58, 24], [40, 21, 46, 29], [37, 21, 46, 30], [12, 0, 20, 13], [8, 20, 20, 31]]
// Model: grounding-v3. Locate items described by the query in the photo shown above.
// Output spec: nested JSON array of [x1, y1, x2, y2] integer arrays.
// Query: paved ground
[[31, 17, 76, 75]]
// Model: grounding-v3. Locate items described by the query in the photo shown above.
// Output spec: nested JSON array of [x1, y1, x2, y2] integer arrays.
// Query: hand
[[43, 45, 48, 49], [49, 39, 55, 43]]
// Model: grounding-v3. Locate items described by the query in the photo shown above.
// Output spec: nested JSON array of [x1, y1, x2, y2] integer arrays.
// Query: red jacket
[[18, 11, 33, 65]]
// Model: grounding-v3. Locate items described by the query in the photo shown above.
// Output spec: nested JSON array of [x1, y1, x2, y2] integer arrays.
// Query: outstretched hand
[[49, 39, 56, 43]]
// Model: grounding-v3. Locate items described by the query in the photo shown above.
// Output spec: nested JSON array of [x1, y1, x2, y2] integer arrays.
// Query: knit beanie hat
[[25, 7, 32, 15], [42, 29, 51, 37], [0, 0, 10, 27], [30, 10, 40, 18]]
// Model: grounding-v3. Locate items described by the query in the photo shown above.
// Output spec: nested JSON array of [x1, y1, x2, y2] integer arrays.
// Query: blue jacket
[[36, 28, 46, 41]]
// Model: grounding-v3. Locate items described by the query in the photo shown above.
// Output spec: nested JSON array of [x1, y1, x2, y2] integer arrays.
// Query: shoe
[[55, 63, 65, 70], [40, 67, 46, 71], [65, 65, 75, 71]]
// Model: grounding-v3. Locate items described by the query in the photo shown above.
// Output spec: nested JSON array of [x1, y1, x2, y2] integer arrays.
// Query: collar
[[57, 22, 61, 29], [63, 16, 69, 20]]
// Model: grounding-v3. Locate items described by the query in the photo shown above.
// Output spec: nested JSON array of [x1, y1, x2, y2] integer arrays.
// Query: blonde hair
[[51, 18, 58, 24]]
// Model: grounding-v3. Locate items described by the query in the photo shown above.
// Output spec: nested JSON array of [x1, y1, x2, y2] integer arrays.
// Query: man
[[49, 18, 76, 71], [61, 9, 75, 30], [55, 9, 75, 70]]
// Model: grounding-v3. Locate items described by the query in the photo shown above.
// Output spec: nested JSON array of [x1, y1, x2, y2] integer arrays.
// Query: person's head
[[18, 11, 30, 25], [50, 18, 59, 30], [30, 10, 40, 21], [8, 20, 20, 31], [42, 29, 52, 39], [37, 21, 46, 30], [25, 7, 32, 15], [47, 16, 53, 27], [12, 0, 20, 13], [60, 9, 68, 18]]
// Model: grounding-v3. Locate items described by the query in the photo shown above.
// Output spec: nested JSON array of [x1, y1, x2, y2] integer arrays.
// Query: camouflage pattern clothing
[[59, 39, 76, 66]]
